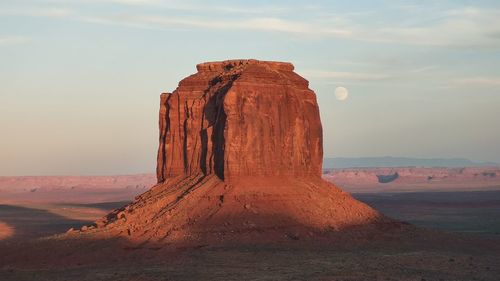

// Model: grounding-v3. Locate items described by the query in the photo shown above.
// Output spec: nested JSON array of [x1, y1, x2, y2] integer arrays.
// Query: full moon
[[334, 87, 349, 101]]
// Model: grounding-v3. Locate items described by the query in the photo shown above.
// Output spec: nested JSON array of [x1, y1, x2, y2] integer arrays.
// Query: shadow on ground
[[354, 190, 500, 234], [60, 201, 130, 211], [0, 205, 94, 241]]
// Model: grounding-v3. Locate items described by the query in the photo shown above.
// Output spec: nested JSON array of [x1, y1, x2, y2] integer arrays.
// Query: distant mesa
[[376, 172, 399, 184], [323, 157, 498, 169], [69, 59, 403, 246], [323, 167, 500, 193], [482, 172, 496, 178]]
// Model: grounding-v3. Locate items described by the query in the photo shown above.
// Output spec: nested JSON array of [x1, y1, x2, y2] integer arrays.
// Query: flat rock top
[[196, 59, 294, 72]]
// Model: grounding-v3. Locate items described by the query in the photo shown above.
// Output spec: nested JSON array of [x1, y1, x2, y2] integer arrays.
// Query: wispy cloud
[[87, 0, 292, 15], [106, 0, 160, 4], [359, 7, 500, 48], [301, 70, 393, 81], [0, 36, 31, 46], [410, 65, 440, 73], [77, 6, 500, 49], [3, 4, 500, 49], [80, 14, 352, 36], [451, 77, 500, 87], [0, 7, 72, 18]]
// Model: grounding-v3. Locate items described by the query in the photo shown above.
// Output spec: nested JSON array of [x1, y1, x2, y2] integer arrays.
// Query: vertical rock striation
[[156, 59, 323, 182]]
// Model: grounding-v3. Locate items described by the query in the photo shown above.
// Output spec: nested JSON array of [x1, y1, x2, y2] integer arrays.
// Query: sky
[[1, 0, 500, 176]]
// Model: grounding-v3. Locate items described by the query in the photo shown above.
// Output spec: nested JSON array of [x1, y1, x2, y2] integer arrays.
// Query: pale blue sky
[[1, 0, 500, 175]]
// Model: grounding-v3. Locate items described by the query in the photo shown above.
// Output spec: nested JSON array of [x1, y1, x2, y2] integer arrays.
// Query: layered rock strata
[[156, 59, 322, 182]]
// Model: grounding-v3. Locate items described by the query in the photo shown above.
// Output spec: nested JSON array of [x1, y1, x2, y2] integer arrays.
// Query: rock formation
[[73, 59, 400, 245], [156, 59, 322, 182]]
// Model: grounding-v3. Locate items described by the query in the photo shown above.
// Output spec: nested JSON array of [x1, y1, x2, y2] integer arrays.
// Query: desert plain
[[1, 169, 500, 280]]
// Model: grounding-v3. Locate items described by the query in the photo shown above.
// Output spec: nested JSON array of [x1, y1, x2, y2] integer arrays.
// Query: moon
[[334, 87, 349, 101]]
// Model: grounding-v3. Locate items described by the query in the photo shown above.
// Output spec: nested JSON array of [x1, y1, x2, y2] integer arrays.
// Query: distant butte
[[72, 59, 405, 245]]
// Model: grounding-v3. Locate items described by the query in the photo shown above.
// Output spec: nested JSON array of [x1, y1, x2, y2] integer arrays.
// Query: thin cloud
[[451, 77, 500, 87], [106, 0, 160, 4], [80, 14, 352, 36], [86, 0, 292, 15], [3, 4, 500, 48], [301, 70, 393, 81], [359, 7, 500, 48], [0, 7, 72, 18], [77, 7, 500, 48], [0, 36, 31, 46], [410, 65, 440, 73]]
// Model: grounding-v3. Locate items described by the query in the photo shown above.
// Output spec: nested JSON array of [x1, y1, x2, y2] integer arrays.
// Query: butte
[[73, 59, 405, 245]]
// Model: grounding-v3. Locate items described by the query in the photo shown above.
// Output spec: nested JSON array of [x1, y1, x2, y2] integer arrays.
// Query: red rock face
[[156, 59, 323, 182]]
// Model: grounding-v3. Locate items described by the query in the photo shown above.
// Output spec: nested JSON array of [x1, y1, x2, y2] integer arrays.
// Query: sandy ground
[[354, 190, 500, 235], [1, 236, 500, 281], [1, 178, 500, 280]]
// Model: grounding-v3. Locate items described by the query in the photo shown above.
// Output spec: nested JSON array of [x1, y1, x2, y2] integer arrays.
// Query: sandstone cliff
[[157, 59, 322, 182]]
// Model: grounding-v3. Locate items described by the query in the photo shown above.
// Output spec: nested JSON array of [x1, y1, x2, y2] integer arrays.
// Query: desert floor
[[1, 189, 499, 280]]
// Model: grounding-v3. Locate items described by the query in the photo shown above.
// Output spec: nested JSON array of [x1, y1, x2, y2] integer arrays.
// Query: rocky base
[[65, 175, 407, 246]]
